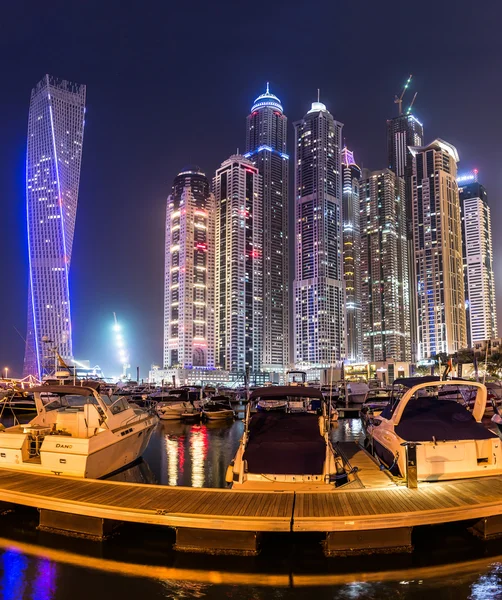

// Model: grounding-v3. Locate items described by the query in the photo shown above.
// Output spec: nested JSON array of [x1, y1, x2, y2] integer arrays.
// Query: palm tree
[[487, 353, 502, 378]]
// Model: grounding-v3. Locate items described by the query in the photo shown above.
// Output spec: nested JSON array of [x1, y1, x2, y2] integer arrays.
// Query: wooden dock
[[1, 466, 502, 555]]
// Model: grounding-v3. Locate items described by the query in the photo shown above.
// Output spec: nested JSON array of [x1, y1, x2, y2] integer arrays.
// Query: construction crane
[[394, 74, 412, 116], [406, 92, 418, 115]]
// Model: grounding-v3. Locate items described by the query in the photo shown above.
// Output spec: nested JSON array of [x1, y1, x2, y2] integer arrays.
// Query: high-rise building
[[163, 168, 216, 372], [360, 169, 410, 362], [245, 84, 289, 373], [293, 100, 344, 368], [410, 139, 467, 358], [387, 113, 424, 363], [459, 175, 497, 345], [213, 155, 263, 377], [24, 75, 86, 378], [341, 146, 363, 362]]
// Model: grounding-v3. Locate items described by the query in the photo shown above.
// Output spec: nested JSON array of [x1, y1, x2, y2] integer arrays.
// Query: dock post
[[469, 515, 502, 540], [401, 442, 420, 489], [323, 527, 413, 556], [174, 527, 260, 556], [38, 509, 122, 540]]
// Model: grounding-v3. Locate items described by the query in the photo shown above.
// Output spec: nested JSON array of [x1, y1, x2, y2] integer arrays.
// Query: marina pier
[[1, 455, 502, 556]]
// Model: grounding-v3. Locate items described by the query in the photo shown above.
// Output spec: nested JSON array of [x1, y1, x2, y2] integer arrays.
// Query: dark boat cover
[[243, 412, 326, 475], [392, 376, 441, 388], [249, 386, 324, 401], [395, 397, 497, 441]]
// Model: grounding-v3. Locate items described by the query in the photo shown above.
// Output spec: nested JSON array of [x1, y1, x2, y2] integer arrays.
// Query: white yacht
[[366, 377, 502, 481], [0, 383, 158, 478], [226, 386, 350, 490]]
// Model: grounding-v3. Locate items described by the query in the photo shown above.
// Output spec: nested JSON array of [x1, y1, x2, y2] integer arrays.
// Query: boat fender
[[379, 451, 399, 472], [225, 461, 234, 484]]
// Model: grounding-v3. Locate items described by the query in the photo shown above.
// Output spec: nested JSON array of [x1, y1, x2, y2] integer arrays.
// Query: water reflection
[[1, 548, 28, 600], [140, 419, 243, 488], [33, 558, 57, 600], [470, 563, 502, 599], [189, 425, 208, 488], [166, 436, 180, 486]]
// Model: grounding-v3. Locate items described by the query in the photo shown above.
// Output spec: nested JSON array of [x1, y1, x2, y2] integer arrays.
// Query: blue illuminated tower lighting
[[23, 75, 86, 378]]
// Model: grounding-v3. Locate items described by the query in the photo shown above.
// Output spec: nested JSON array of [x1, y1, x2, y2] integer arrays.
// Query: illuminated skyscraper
[[387, 112, 424, 363], [163, 169, 216, 371], [24, 75, 86, 377], [459, 175, 497, 345], [294, 100, 344, 368], [245, 84, 289, 373], [213, 155, 263, 376], [360, 169, 410, 362], [341, 147, 363, 362], [410, 139, 467, 358]]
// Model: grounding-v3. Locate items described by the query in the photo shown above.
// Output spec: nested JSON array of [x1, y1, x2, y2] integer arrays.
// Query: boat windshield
[[383, 382, 478, 420], [41, 393, 100, 411]]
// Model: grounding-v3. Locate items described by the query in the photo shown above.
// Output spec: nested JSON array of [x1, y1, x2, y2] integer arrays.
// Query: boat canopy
[[392, 376, 441, 388], [249, 386, 324, 401], [391, 381, 487, 425], [30, 385, 100, 396]]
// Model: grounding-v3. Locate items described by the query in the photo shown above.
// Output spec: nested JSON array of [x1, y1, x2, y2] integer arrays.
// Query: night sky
[[1, 1, 501, 378]]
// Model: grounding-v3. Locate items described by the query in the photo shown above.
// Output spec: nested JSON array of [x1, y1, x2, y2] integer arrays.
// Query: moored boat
[[0, 383, 158, 478], [227, 386, 351, 490], [367, 378, 502, 481], [202, 397, 235, 421]]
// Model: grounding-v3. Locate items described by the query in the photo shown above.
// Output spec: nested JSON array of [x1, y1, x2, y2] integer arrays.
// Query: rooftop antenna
[[406, 92, 418, 114], [317, 88, 320, 102], [394, 74, 412, 116], [266, 81, 270, 93]]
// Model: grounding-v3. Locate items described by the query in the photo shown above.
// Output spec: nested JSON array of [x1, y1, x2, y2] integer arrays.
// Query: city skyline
[[14, 78, 501, 380], [1, 1, 501, 378]]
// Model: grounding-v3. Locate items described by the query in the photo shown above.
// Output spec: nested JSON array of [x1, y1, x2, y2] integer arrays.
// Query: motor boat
[[346, 381, 370, 405], [0, 383, 158, 478], [226, 386, 351, 490], [366, 377, 502, 482], [0, 390, 37, 418], [156, 393, 190, 420], [360, 389, 392, 431], [201, 397, 235, 421]]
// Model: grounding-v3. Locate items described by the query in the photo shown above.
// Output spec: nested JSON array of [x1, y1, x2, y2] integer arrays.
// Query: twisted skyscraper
[[24, 75, 86, 377]]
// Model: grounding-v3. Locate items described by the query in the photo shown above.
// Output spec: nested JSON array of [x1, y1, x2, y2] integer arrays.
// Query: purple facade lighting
[[23, 75, 86, 377]]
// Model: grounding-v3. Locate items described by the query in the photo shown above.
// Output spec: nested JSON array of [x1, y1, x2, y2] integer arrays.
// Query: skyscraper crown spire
[[251, 83, 283, 113]]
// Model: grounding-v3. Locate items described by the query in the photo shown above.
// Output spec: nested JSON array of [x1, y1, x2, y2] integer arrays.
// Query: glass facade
[[294, 102, 344, 368], [213, 156, 263, 376], [163, 169, 215, 370], [460, 182, 497, 345], [341, 149, 363, 362], [23, 75, 86, 377], [411, 140, 467, 358], [245, 86, 289, 372], [360, 169, 410, 362]]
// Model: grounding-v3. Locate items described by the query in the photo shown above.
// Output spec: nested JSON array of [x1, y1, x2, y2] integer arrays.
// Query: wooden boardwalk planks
[[293, 476, 502, 532], [0, 469, 294, 531], [0, 468, 501, 536]]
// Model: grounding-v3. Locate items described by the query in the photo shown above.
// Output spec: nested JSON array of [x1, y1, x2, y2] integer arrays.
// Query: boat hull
[[0, 418, 157, 479]]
